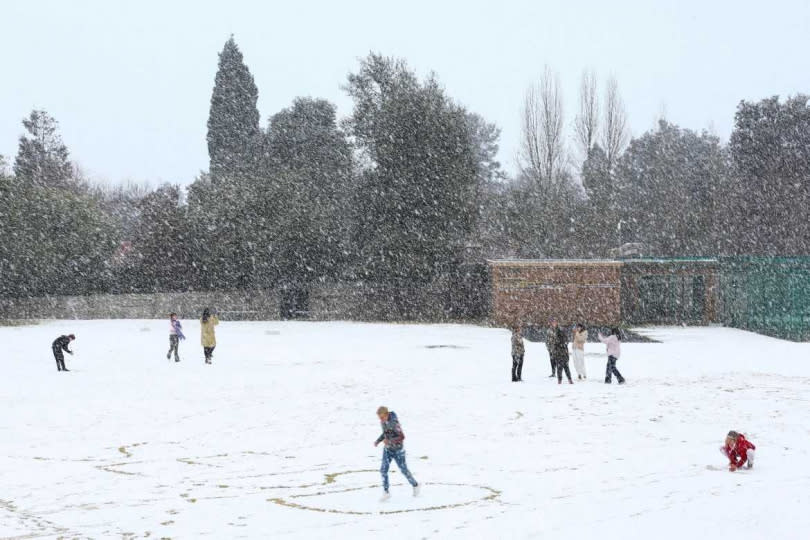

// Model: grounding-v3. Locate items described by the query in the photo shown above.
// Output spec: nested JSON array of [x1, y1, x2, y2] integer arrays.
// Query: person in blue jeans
[[374, 406, 419, 500]]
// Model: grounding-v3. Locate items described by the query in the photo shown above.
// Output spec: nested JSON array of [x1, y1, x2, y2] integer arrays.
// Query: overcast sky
[[2, 0, 809, 186]]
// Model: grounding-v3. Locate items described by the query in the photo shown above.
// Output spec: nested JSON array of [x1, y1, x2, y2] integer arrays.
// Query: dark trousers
[[168, 335, 180, 361], [549, 356, 557, 376], [605, 355, 625, 383], [556, 357, 572, 382], [512, 353, 524, 381], [52, 348, 66, 371], [203, 346, 215, 363]]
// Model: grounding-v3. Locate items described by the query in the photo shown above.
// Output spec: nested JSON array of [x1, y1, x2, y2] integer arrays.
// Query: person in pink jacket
[[598, 328, 625, 384]]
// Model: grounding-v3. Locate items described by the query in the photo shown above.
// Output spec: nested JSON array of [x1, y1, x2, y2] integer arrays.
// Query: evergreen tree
[[262, 97, 354, 285], [186, 172, 246, 290], [2, 113, 117, 298], [127, 184, 193, 292], [344, 54, 479, 304], [206, 36, 261, 181], [197, 36, 262, 291], [729, 95, 810, 254], [14, 110, 74, 189], [0, 180, 116, 297], [466, 112, 507, 258], [613, 120, 727, 256]]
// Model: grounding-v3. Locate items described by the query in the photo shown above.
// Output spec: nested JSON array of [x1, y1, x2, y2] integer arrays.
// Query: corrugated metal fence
[[718, 256, 810, 341]]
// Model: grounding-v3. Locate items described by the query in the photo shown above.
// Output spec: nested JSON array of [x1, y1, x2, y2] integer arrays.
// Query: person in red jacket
[[721, 430, 756, 471]]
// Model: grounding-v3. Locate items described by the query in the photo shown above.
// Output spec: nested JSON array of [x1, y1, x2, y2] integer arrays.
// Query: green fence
[[719, 257, 810, 341], [632, 273, 706, 323], [620, 258, 717, 325]]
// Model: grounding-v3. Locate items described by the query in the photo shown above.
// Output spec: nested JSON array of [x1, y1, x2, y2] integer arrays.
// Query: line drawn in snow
[[117, 441, 148, 458], [0, 497, 73, 537], [267, 470, 501, 515], [96, 461, 146, 476], [177, 454, 228, 468]]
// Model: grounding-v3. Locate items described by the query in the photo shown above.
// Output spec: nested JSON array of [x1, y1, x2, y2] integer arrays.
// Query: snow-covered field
[[2, 320, 809, 539]]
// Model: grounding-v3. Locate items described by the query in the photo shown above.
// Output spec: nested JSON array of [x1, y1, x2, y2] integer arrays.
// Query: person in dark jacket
[[511, 325, 525, 382], [545, 320, 558, 377], [374, 406, 419, 500], [547, 319, 573, 384], [52, 334, 75, 372]]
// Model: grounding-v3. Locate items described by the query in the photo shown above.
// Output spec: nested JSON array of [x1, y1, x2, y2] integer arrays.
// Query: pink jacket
[[598, 333, 621, 358]]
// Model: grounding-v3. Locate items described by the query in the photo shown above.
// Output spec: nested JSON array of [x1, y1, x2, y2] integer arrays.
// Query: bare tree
[[574, 69, 599, 160], [601, 76, 629, 173], [519, 65, 566, 185]]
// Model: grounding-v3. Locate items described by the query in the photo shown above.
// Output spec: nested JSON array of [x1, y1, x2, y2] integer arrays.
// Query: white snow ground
[[2, 320, 809, 539]]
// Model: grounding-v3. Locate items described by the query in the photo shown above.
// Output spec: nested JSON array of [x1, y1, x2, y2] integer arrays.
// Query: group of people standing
[[510, 319, 626, 384], [50, 309, 220, 371]]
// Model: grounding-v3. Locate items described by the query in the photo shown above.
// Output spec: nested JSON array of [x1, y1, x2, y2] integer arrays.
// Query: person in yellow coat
[[200, 308, 219, 364]]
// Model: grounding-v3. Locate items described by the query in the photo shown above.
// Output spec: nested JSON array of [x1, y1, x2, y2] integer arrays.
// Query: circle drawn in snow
[[269, 478, 500, 515]]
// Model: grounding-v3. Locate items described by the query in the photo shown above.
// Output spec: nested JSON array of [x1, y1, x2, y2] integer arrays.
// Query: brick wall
[[489, 260, 622, 327]]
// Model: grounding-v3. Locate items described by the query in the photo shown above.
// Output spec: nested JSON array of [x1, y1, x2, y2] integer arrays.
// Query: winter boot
[[380, 491, 391, 502], [413, 484, 420, 497]]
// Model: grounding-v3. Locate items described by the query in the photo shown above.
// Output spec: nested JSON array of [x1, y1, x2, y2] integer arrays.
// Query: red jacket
[[725, 435, 756, 467]]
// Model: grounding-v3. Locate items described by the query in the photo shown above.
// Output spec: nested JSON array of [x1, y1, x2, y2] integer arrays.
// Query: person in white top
[[571, 323, 588, 380], [597, 328, 625, 384]]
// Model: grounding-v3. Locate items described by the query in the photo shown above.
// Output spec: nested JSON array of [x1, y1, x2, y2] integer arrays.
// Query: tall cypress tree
[[206, 36, 260, 181]]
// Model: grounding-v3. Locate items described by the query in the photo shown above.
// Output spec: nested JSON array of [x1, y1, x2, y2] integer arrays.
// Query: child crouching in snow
[[721, 430, 756, 471]]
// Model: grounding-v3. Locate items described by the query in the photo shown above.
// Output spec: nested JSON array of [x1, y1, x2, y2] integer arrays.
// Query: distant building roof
[[488, 259, 622, 266], [621, 258, 718, 264], [488, 257, 719, 266]]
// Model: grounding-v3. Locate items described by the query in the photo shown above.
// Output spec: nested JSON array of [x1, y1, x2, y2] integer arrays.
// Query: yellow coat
[[201, 316, 219, 347]]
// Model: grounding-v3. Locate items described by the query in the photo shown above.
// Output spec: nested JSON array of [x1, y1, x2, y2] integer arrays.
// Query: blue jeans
[[380, 447, 418, 491]]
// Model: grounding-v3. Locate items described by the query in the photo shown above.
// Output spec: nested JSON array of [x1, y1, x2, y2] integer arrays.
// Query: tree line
[[2, 37, 809, 312]]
